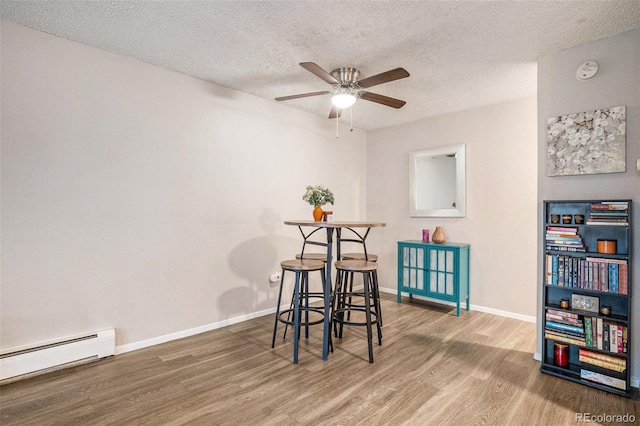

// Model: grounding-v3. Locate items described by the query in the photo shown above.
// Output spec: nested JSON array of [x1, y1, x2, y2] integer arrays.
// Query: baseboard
[[115, 307, 276, 355], [378, 286, 537, 323]]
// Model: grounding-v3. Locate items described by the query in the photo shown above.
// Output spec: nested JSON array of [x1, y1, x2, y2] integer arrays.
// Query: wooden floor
[[1, 294, 637, 425]]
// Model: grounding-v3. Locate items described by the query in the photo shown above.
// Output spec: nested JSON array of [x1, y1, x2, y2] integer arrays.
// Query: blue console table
[[397, 240, 470, 316]]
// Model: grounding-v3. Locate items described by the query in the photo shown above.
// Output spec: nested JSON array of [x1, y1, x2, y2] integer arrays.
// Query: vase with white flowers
[[303, 185, 335, 221]]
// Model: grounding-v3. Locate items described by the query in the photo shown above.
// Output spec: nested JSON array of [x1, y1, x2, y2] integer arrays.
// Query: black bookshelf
[[541, 200, 632, 397]]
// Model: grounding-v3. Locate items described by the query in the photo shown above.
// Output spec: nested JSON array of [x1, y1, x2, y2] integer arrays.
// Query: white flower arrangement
[[302, 185, 335, 207]]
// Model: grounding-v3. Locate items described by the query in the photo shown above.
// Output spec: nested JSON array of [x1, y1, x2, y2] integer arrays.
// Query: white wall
[[537, 29, 640, 383], [0, 22, 366, 352], [366, 96, 538, 320]]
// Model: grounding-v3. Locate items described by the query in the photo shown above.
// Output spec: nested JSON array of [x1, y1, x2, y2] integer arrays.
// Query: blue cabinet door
[[397, 242, 427, 298]]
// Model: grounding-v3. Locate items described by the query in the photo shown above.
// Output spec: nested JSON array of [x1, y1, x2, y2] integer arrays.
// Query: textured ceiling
[[2, 1, 640, 131]]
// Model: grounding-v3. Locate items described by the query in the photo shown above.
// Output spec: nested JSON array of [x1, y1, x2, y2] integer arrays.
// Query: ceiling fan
[[275, 62, 410, 119]]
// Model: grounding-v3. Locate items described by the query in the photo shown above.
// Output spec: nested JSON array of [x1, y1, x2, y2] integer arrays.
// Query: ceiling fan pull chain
[[350, 106, 353, 132]]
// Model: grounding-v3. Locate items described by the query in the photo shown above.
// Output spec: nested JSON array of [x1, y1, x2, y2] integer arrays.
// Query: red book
[[619, 263, 628, 295]]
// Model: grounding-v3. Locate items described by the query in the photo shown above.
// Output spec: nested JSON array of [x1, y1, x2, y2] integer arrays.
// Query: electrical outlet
[[269, 273, 281, 283]]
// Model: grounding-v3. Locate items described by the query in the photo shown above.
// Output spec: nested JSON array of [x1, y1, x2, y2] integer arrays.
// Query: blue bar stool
[[271, 259, 327, 364], [332, 259, 382, 363], [340, 252, 382, 327]]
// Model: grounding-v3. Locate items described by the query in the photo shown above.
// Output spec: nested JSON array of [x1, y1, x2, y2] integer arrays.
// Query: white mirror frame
[[409, 144, 466, 217]]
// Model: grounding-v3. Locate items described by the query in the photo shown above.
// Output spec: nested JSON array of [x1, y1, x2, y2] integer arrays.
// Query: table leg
[[322, 228, 334, 360]]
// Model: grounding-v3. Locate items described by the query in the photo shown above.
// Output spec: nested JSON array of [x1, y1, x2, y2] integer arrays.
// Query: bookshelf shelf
[[541, 199, 632, 397]]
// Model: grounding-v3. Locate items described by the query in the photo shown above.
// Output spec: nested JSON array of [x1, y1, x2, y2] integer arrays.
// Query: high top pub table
[[284, 220, 385, 360]]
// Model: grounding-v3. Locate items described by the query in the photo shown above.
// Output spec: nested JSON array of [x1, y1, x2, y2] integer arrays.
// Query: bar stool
[[332, 260, 382, 363], [271, 259, 327, 364], [340, 252, 382, 327]]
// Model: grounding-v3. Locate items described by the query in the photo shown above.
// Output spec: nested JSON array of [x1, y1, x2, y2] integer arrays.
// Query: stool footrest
[[333, 307, 379, 327], [279, 308, 325, 327]]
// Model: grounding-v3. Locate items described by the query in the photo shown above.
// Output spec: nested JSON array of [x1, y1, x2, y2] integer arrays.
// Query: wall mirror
[[409, 144, 466, 217]]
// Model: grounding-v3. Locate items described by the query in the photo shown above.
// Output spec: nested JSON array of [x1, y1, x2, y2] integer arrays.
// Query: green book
[[584, 317, 593, 347]]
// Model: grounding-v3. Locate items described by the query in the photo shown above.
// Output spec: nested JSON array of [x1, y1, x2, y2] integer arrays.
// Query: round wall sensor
[[576, 61, 599, 80]]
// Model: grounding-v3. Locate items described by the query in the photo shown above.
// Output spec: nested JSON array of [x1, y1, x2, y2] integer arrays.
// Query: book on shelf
[[545, 312, 581, 325], [545, 327, 585, 341], [545, 320, 584, 335], [545, 226, 585, 252], [579, 349, 626, 366], [546, 254, 627, 294], [579, 355, 626, 373], [580, 369, 626, 390], [596, 318, 603, 349], [545, 332, 586, 346], [546, 226, 579, 233], [546, 245, 586, 252], [584, 317, 592, 347], [582, 318, 628, 354], [590, 201, 629, 211], [547, 308, 579, 319]]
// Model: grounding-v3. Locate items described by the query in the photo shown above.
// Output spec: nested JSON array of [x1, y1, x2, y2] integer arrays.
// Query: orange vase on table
[[313, 205, 324, 221]]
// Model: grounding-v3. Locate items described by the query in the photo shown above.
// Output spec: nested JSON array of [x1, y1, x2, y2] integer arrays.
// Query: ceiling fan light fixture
[[331, 92, 357, 109]]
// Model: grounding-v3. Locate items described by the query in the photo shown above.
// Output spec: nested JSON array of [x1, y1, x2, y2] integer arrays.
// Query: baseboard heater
[[0, 328, 115, 382]]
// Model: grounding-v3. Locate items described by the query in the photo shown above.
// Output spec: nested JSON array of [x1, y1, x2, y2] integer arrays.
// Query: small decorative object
[[550, 214, 561, 224], [546, 106, 626, 176], [302, 185, 334, 222], [597, 239, 616, 254], [560, 299, 570, 309], [432, 226, 446, 244], [571, 294, 599, 313], [562, 214, 572, 224], [322, 211, 333, 222], [574, 214, 585, 224], [422, 229, 429, 242], [554, 342, 569, 367], [600, 305, 611, 316]]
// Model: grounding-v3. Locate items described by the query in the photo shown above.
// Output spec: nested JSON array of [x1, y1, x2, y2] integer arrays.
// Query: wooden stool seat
[[334, 259, 377, 271], [294, 253, 328, 262], [341, 253, 378, 262], [281, 259, 325, 271]]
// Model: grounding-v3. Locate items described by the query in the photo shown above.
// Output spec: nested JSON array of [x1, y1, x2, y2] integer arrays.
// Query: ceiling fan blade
[[328, 106, 342, 119], [357, 68, 410, 88], [275, 91, 330, 101], [300, 62, 339, 85], [359, 91, 407, 109]]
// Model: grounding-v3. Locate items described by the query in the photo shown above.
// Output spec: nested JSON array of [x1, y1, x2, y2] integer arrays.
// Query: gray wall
[[537, 29, 640, 383]]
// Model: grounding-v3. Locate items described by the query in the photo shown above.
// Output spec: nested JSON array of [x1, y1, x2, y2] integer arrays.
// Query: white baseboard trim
[[533, 352, 542, 361], [115, 307, 276, 355], [378, 286, 537, 323]]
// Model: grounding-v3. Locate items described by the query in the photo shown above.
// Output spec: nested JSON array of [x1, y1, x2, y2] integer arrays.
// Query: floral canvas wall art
[[546, 106, 626, 176]]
